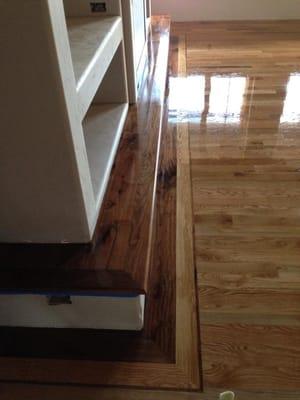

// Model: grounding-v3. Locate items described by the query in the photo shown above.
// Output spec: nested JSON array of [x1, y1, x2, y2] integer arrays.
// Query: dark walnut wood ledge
[[0, 17, 170, 297]]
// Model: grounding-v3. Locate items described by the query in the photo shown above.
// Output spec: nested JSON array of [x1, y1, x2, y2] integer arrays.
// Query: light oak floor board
[[171, 20, 300, 393]]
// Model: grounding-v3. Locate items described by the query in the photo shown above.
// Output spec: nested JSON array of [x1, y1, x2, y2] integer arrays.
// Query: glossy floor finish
[[172, 21, 300, 394], [2, 20, 300, 400], [0, 17, 201, 391]]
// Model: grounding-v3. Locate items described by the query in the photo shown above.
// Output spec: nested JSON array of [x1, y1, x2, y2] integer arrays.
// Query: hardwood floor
[[0, 16, 174, 368], [2, 19, 300, 399], [171, 20, 300, 393], [1, 384, 300, 400], [0, 17, 201, 391]]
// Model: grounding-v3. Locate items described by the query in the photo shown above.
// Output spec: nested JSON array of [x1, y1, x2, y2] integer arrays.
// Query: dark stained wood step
[[0, 327, 170, 363], [0, 17, 171, 297]]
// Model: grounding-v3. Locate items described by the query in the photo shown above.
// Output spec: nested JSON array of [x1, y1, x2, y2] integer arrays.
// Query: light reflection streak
[[168, 75, 205, 121], [208, 76, 246, 124], [168, 74, 246, 124], [280, 74, 300, 123]]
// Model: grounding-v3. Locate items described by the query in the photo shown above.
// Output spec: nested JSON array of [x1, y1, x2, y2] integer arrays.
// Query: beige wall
[[152, 0, 300, 21]]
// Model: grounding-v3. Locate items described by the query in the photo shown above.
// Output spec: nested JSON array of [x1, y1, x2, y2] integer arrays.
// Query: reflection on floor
[[2, 20, 300, 400], [171, 20, 300, 394]]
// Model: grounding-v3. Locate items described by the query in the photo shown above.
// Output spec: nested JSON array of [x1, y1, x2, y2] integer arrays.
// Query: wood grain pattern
[[2, 383, 300, 400], [0, 17, 175, 366], [0, 16, 170, 296], [143, 84, 177, 359], [4, 18, 300, 400], [175, 35, 201, 389], [0, 18, 201, 391], [171, 20, 300, 392], [201, 325, 300, 390]]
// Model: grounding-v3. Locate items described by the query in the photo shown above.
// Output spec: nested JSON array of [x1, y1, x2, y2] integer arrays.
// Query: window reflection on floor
[[280, 74, 300, 123], [168, 75, 205, 121], [208, 76, 246, 124], [168, 74, 246, 125]]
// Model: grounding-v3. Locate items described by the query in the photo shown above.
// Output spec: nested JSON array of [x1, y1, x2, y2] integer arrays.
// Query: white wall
[[152, 0, 300, 21]]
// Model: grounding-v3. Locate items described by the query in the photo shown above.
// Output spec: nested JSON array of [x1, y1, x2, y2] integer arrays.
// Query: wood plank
[[0, 327, 169, 363], [198, 262, 300, 291], [2, 383, 300, 400], [199, 287, 300, 325], [143, 85, 177, 360], [201, 324, 300, 391], [195, 236, 300, 265], [175, 35, 201, 389]]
